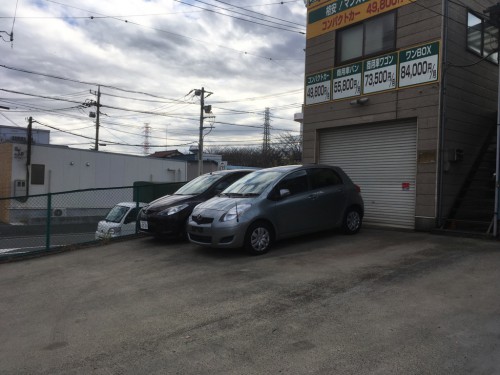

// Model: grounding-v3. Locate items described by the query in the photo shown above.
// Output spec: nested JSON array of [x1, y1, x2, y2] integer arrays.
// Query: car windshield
[[105, 205, 129, 223], [175, 173, 224, 195], [222, 171, 283, 196]]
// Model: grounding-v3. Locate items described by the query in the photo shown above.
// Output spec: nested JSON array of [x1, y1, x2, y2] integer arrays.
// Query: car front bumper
[[138, 213, 188, 238], [187, 219, 249, 248]]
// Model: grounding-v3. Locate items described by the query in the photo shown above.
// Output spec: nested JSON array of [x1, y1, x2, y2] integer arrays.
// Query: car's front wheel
[[342, 207, 362, 234], [244, 221, 273, 255]]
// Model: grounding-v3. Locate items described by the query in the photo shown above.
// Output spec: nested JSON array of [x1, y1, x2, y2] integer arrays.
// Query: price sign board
[[332, 62, 362, 100], [363, 53, 397, 94], [307, 0, 414, 39], [305, 70, 332, 105], [398, 41, 440, 88]]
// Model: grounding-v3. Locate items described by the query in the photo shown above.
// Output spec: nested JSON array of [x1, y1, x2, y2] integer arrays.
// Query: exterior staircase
[[443, 127, 497, 234]]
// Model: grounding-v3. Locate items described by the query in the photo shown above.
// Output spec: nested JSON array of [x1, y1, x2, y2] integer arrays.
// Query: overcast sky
[[0, 0, 306, 156]]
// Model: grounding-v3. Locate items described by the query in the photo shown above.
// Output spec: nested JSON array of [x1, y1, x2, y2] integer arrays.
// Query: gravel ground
[[0, 228, 499, 374]]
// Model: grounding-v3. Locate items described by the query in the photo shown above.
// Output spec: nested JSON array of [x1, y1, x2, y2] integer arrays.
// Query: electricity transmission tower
[[263, 107, 271, 153], [143, 122, 151, 155]]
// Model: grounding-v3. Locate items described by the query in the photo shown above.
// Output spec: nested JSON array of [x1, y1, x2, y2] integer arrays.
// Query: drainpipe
[[485, 3, 500, 237], [494, 62, 500, 237], [436, 0, 449, 228]]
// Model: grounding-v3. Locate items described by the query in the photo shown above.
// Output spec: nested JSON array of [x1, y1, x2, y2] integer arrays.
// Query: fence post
[[46, 193, 52, 250]]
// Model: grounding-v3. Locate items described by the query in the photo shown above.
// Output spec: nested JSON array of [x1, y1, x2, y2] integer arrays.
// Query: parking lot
[[1, 228, 499, 374]]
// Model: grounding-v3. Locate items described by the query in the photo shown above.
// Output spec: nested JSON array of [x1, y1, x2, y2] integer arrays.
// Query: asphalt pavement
[[0, 228, 499, 374]]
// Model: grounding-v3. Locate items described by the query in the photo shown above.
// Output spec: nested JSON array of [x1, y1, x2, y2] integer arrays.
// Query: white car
[[95, 202, 146, 240]]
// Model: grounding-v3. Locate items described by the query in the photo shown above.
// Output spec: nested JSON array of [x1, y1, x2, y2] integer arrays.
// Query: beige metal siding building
[[303, 0, 498, 231]]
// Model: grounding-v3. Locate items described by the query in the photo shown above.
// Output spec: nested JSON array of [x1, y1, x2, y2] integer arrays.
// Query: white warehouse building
[[0, 142, 188, 224]]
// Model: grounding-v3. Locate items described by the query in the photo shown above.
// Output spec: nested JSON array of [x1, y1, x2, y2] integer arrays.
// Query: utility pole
[[143, 122, 151, 156], [26, 116, 32, 196], [0, 30, 14, 48], [198, 87, 205, 177], [194, 87, 213, 176], [94, 85, 101, 151], [26, 116, 32, 166]]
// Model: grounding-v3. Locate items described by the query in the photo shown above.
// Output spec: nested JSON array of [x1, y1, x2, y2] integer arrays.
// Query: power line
[[42, 0, 304, 61], [0, 64, 304, 105], [213, 0, 303, 27], [211, 89, 303, 103], [32, 118, 195, 148], [175, 0, 305, 33], [213, 120, 298, 132], [0, 88, 199, 120], [0, 0, 17, 45]]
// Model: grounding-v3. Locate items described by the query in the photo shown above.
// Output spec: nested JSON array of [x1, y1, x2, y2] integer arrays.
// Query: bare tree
[[272, 132, 302, 164], [206, 132, 302, 168]]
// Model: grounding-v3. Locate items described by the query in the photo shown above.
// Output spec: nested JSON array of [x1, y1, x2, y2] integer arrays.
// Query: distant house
[[0, 125, 50, 145], [150, 149, 222, 180]]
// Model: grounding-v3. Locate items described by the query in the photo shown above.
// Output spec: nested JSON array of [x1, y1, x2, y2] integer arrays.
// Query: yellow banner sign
[[306, 0, 332, 10], [307, 0, 415, 39]]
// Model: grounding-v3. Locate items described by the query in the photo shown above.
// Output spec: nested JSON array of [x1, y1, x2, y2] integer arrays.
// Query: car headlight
[[108, 227, 120, 235], [220, 204, 252, 222], [159, 204, 189, 216]]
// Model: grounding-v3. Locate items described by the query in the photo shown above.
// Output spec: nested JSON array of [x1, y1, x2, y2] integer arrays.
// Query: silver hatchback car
[[187, 164, 364, 255]]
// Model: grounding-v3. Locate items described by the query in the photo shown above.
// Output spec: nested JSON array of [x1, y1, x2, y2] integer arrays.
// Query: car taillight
[[354, 184, 361, 193]]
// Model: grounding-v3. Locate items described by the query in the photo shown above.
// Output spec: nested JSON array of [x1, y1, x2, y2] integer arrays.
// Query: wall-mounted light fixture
[[349, 97, 369, 106], [85, 162, 90, 166], [69, 161, 75, 166]]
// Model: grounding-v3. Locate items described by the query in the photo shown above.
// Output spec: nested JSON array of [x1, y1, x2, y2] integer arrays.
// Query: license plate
[[140, 221, 148, 230], [191, 225, 203, 233]]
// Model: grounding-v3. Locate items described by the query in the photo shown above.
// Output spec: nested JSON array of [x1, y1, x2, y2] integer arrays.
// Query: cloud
[[0, 0, 306, 155]]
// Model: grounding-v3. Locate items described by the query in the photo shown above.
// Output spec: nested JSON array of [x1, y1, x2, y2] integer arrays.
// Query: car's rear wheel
[[342, 207, 362, 234], [244, 221, 273, 255]]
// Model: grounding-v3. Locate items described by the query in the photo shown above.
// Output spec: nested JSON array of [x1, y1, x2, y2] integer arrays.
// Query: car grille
[[191, 215, 214, 225], [189, 234, 212, 243]]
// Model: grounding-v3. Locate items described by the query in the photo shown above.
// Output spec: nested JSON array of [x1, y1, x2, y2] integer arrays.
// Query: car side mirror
[[280, 189, 291, 198], [268, 188, 291, 201]]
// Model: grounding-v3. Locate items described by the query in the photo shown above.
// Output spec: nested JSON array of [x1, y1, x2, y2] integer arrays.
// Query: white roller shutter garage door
[[319, 121, 417, 229]]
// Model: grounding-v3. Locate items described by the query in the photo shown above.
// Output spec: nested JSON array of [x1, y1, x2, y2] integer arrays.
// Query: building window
[[31, 164, 45, 185], [467, 11, 499, 64], [337, 11, 396, 65]]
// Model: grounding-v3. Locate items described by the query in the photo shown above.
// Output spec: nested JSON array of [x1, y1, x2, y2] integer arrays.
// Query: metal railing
[[0, 182, 185, 261]]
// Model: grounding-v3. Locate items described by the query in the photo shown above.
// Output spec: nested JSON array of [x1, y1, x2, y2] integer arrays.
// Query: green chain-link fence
[[0, 182, 185, 261]]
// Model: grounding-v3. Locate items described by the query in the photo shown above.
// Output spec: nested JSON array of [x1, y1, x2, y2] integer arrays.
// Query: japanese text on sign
[[363, 53, 398, 94], [304, 40, 440, 106], [305, 70, 332, 105], [307, 0, 414, 39], [399, 41, 439, 88], [332, 62, 362, 100]]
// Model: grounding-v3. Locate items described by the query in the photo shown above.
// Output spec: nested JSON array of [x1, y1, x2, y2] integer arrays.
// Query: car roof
[[251, 165, 302, 173], [116, 202, 147, 208], [202, 168, 258, 176], [250, 164, 341, 174]]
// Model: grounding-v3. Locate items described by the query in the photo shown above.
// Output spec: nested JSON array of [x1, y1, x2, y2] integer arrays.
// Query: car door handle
[[308, 191, 325, 200]]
